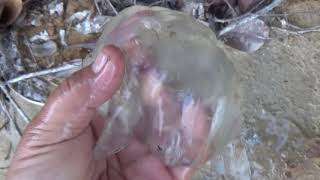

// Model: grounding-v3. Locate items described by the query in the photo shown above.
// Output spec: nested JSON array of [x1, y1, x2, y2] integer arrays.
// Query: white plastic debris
[[59, 29, 67, 46], [182, 2, 206, 20], [67, 10, 91, 22], [48, 0, 64, 15], [29, 30, 50, 42], [67, 10, 110, 35], [90, 15, 110, 33]]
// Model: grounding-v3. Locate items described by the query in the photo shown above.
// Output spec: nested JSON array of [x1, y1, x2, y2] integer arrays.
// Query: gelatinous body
[[91, 6, 241, 166]]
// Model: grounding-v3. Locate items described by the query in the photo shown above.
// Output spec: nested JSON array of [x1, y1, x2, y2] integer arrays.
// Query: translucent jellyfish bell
[[90, 6, 241, 167]]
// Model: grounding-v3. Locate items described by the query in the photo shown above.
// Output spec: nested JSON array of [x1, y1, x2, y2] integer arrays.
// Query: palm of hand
[[7, 114, 185, 180]]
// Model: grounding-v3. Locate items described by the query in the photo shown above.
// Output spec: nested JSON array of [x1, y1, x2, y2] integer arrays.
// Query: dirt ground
[[1, 0, 320, 179], [224, 33, 320, 179]]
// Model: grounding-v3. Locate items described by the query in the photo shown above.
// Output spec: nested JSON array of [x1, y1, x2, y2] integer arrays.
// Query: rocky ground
[[1, 0, 320, 179]]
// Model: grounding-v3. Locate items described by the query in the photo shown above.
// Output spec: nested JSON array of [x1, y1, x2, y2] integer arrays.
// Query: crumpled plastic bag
[[89, 6, 242, 167]]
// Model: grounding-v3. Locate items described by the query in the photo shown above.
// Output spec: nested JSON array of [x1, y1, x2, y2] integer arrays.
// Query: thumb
[[23, 45, 125, 146]]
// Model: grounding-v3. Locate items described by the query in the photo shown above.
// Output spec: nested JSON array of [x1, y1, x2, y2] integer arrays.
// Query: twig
[[215, 9, 320, 23], [272, 25, 320, 35], [198, 19, 210, 27], [0, 99, 22, 136], [4, 143, 12, 160], [0, 122, 6, 131], [0, 118, 8, 131], [223, 0, 237, 17], [94, 0, 103, 15], [259, 10, 320, 17], [104, 0, 118, 15], [67, 42, 96, 50], [3, 62, 81, 85], [245, 0, 283, 16], [0, 84, 30, 123], [286, 23, 303, 31], [219, 0, 283, 36], [149, 1, 163, 7], [23, 34, 37, 65]]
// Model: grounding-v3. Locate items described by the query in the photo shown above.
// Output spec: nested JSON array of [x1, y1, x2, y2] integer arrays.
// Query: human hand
[[6, 45, 201, 180]]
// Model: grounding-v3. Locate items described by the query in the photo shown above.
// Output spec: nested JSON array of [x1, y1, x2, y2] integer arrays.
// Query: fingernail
[[92, 50, 109, 74]]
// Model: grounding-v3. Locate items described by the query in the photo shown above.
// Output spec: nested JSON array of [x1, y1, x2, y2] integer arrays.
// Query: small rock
[[48, 0, 64, 16]]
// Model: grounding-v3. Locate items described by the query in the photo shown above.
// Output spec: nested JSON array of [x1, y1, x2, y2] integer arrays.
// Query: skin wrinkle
[[14, 133, 92, 173], [108, 157, 126, 180], [90, 114, 105, 140], [115, 153, 123, 172], [87, 156, 98, 180], [29, 89, 95, 146], [24, 126, 89, 149], [53, 78, 90, 108], [29, 121, 83, 143], [15, 147, 53, 167]]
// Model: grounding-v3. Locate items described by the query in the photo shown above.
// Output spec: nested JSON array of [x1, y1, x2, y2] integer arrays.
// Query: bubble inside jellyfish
[[90, 6, 242, 167]]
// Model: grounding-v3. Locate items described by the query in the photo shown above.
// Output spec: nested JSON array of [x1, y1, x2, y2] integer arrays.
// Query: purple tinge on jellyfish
[[93, 6, 241, 167]]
